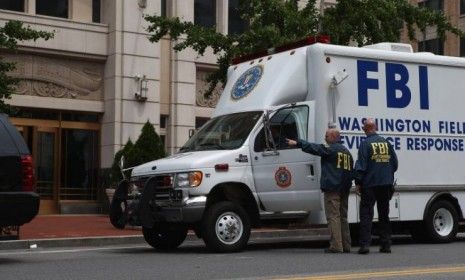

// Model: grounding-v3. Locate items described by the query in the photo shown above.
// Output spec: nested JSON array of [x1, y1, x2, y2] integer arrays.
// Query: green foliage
[[321, 0, 464, 46], [126, 121, 166, 168], [145, 0, 463, 97], [145, 0, 319, 96], [0, 20, 54, 114], [110, 139, 134, 184], [109, 121, 166, 185]]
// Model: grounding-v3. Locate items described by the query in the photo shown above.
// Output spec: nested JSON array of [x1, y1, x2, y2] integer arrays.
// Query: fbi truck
[[124, 36, 465, 252]]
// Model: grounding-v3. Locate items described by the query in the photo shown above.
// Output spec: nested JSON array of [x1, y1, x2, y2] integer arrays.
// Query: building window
[[196, 117, 210, 129], [461, 0, 465, 14], [92, 0, 101, 23], [228, 0, 247, 35], [36, 0, 69, 18], [418, 0, 443, 11], [160, 135, 166, 146], [160, 115, 168, 129], [194, 0, 216, 28], [0, 0, 25, 12], [161, 0, 167, 17], [418, 38, 444, 55]]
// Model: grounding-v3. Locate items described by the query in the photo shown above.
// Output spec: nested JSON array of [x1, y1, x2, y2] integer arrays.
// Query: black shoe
[[358, 247, 370, 254], [379, 246, 391, 253], [324, 248, 342, 253], [343, 249, 351, 253]]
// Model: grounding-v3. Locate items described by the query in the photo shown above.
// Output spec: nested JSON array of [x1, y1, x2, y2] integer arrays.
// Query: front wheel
[[142, 224, 188, 250], [423, 200, 458, 243], [202, 201, 251, 253]]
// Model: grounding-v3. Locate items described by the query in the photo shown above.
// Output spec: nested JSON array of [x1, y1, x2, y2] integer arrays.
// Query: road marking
[[273, 266, 465, 280]]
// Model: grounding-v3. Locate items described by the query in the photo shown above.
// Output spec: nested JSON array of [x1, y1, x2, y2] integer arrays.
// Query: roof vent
[[362, 43, 413, 53]]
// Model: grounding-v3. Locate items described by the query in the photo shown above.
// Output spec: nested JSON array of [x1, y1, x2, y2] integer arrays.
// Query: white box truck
[[125, 37, 465, 252]]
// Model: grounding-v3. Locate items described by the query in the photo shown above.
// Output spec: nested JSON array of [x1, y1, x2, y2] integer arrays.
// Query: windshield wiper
[[197, 142, 226, 150], [179, 146, 191, 152]]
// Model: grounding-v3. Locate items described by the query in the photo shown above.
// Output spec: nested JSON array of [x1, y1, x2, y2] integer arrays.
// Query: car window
[[254, 106, 309, 152]]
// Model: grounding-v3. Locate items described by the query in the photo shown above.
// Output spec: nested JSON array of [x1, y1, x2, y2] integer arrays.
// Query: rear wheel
[[142, 223, 188, 250], [423, 200, 458, 243], [202, 201, 251, 252]]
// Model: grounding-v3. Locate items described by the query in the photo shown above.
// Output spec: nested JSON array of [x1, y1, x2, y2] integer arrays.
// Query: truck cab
[[128, 37, 330, 252]]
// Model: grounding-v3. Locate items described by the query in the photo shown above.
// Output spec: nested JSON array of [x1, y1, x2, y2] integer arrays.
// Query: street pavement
[[1, 234, 465, 280], [0, 215, 329, 250]]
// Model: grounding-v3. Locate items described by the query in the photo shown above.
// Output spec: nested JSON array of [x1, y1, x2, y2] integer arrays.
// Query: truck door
[[250, 101, 320, 212]]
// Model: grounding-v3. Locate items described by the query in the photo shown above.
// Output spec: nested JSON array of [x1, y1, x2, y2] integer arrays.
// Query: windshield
[[180, 111, 262, 152]]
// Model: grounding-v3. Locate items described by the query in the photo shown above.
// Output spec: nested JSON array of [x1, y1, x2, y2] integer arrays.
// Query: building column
[[167, 0, 196, 154], [101, 0, 162, 167]]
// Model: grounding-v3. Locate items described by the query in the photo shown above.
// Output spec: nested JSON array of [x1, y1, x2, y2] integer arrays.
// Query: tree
[[145, 0, 463, 97], [0, 20, 53, 114], [321, 0, 463, 46], [125, 121, 166, 170]]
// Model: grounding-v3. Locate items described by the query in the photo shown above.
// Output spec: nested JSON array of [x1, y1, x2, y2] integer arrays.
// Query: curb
[[0, 228, 329, 251]]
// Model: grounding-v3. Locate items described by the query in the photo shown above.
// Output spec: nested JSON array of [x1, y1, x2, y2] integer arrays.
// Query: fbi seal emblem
[[231, 65, 263, 100]]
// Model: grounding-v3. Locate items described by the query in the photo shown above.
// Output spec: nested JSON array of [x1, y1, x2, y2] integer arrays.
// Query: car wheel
[[142, 224, 188, 250], [202, 201, 251, 253], [424, 200, 458, 243]]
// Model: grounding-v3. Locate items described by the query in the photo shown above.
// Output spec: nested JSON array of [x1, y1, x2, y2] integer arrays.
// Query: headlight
[[176, 171, 203, 188]]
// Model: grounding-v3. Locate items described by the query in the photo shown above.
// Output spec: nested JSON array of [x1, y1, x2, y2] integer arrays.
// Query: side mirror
[[119, 156, 125, 170], [189, 128, 196, 138]]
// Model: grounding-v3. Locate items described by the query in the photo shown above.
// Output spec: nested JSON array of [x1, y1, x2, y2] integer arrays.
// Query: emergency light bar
[[231, 35, 330, 65]]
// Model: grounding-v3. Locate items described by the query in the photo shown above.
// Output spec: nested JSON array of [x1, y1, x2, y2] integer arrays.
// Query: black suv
[[0, 114, 39, 226]]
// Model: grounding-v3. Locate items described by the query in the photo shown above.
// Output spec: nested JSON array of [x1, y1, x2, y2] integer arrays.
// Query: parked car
[[0, 114, 39, 227]]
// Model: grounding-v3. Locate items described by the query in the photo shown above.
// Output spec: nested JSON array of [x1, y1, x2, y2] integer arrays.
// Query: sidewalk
[[0, 215, 329, 250]]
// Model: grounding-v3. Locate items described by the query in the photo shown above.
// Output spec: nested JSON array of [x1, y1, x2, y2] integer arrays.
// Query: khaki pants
[[324, 191, 351, 252]]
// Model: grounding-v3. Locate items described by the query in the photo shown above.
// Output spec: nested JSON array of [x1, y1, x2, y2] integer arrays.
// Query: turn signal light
[[189, 171, 203, 187], [21, 155, 35, 192]]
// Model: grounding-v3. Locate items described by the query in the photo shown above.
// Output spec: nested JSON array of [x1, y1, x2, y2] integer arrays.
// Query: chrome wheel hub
[[433, 208, 453, 237], [215, 211, 243, 245]]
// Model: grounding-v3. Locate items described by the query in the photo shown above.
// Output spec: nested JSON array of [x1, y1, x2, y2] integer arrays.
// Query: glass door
[[34, 127, 59, 214]]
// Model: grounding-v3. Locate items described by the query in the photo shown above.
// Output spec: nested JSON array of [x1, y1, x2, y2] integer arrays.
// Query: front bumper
[[0, 192, 40, 226], [138, 182, 206, 227]]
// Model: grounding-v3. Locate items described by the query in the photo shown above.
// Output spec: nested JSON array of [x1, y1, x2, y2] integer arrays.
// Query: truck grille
[[133, 174, 174, 201]]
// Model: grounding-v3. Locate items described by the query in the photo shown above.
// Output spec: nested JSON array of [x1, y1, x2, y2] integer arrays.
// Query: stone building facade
[[0, 0, 235, 214]]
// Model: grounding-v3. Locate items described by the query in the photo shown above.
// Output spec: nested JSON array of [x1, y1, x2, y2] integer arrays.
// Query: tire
[[142, 224, 188, 250], [202, 201, 251, 253], [423, 200, 458, 243], [410, 222, 427, 243]]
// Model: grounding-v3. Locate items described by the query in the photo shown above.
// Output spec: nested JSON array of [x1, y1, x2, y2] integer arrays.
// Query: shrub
[[110, 121, 166, 185], [126, 121, 166, 168]]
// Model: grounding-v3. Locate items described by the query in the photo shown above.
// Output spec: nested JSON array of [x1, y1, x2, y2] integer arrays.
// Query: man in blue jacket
[[287, 128, 353, 253], [355, 118, 398, 254]]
